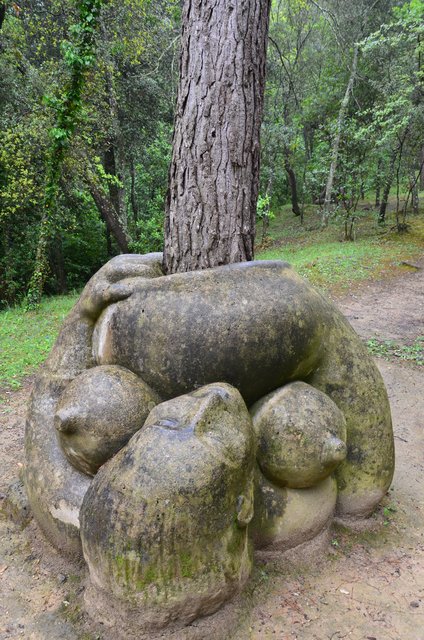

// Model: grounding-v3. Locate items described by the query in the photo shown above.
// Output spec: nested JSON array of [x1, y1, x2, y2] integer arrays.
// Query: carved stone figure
[[24, 253, 395, 632], [81, 383, 254, 630]]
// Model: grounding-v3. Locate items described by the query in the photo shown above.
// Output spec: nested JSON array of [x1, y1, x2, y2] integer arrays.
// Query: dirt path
[[0, 267, 423, 640]]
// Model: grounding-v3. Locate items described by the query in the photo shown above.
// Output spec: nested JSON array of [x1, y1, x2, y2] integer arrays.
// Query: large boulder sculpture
[[81, 383, 254, 630], [24, 253, 394, 633]]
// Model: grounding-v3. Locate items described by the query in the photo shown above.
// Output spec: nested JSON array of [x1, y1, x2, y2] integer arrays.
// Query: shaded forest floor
[[0, 254, 423, 640]]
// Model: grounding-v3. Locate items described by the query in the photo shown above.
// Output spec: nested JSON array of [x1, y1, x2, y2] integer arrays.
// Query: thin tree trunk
[[321, 44, 359, 226], [375, 159, 382, 207], [163, 0, 271, 274], [104, 145, 125, 221], [129, 158, 139, 237], [379, 151, 398, 223], [379, 130, 408, 223], [420, 145, 424, 191], [284, 148, 301, 216], [50, 234, 67, 294], [0, 4, 6, 31], [102, 36, 126, 226], [89, 183, 130, 253]]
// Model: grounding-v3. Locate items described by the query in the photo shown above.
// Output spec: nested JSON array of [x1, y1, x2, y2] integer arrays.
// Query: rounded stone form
[[251, 382, 347, 489], [92, 261, 328, 406], [80, 383, 255, 630], [55, 365, 161, 476], [24, 373, 91, 556], [25, 255, 395, 570], [251, 470, 337, 552]]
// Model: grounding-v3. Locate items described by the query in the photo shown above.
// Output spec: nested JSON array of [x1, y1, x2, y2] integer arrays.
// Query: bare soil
[[0, 265, 423, 640]]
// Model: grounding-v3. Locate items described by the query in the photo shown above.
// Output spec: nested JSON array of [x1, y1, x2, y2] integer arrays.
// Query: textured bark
[[89, 183, 130, 253], [129, 158, 139, 226], [284, 149, 301, 216], [104, 146, 125, 221], [0, 4, 6, 31], [163, 0, 271, 274], [50, 234, 67, 294]]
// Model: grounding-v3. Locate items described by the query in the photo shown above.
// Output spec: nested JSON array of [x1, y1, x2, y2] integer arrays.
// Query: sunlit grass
[[0, 293, 79, 390], [257, 200, 424, 293]]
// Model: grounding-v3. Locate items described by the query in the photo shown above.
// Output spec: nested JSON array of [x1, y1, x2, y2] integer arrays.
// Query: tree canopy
[[0, 0, 422, 305]]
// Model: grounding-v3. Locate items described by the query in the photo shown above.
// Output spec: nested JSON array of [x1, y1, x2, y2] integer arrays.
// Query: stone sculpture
[[24, 253, 395, 634]]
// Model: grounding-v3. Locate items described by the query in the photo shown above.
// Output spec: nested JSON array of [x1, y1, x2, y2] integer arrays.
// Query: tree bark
[[321, 44, 359, 226], [284, 148, 301, 216], [163, 0, 271, 274], [89, 183, 130, 253], [104, 145, 125, 221], [420, 145, 424, 192], [378, 154, 397, 223], [50, 234, 68, 294], [0, 4, 6, 31], [129, 157, 139, 236]]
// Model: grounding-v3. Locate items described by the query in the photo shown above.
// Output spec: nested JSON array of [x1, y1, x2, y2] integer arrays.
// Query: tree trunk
[[104, 145, 125, 221], [420, 145, 424, 192], [50, 234, 67, 294], [321, 44, 359, 226], [379, 130, 408, 223], [375, 159, 382, 207], [379, 173, 395, 224], [0, 4, 6, 31], [284, 149, 301, 216], [163, 0, 271, 274], [89, 183, 130, 253], [129, 157, 139, 238]]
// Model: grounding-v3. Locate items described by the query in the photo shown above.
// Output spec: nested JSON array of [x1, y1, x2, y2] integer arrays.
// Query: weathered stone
[[251, 382, 347, 488], [91, 258, 394, 518], [1, 479, 32, 529], [80, 383, 255, 630], [26, 253, 395, 573], [251, 470, 337, 552], [93, 260, 327, 405], [24, 254, 163, 556], [55, 365, 161, 476]]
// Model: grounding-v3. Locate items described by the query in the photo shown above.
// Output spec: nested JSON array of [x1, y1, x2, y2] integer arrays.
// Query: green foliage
[[0, 293, 79, 390], [129, 123, 173, 254], [26, 0, 105, 310], [366, 336, 424, 365]]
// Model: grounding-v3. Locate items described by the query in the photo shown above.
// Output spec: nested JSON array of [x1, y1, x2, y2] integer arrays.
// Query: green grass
[[366, 336, 424, 366], [257, 200, 424, 293], [0, 293, 79, 391]]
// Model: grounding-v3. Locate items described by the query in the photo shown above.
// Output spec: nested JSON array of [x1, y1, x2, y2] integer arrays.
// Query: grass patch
[[366, 336, 424, 366], [257, 201, 424, 293], [0, 293, 79, 391]]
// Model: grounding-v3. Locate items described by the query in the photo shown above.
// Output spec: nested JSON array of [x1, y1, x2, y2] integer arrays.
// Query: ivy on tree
[[26, 0, 104, 309]]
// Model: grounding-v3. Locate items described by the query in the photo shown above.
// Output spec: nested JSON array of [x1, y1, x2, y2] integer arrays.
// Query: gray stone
[[251, 471, 337, 552], [91, 258, 394, 518], [24, 254, 163, 556], [251, 382, 347, 489], [1, 479, 32, 529], [55, 365, 161, 476], [80, 383, 255, 630]]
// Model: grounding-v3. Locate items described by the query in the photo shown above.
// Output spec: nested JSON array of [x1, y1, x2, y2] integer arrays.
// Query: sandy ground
[[0, 265, 423, 640]]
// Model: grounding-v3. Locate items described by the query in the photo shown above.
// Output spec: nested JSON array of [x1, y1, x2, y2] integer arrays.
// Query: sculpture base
[[84, 581, 246, 640]]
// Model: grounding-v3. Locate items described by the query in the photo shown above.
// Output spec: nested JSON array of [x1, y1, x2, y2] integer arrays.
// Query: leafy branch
[[26, 0, 104, 309]]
